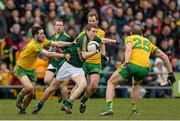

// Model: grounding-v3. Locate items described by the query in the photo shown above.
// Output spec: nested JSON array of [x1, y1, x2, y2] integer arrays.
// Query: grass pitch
[[0, 98, 180, 120]]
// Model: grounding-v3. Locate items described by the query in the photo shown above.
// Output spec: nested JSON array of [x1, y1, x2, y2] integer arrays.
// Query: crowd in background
[[0, 0, 180, 99]]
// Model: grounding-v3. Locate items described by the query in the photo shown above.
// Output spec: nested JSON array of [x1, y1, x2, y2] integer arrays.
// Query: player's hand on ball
[[87, 41, 100, 53], [167, 72, 176, 86], [64, 54, 71, 61]]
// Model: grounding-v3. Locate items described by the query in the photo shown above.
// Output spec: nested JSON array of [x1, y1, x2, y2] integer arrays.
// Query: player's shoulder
[[125, 35, 133, 41], [63, 32, 70, 38], [97, 28, 105, 38], [28, 39, 36, 46], [78, 31, 86, 37], [25, 39, 38, 50], [97, 28, 105, 34]]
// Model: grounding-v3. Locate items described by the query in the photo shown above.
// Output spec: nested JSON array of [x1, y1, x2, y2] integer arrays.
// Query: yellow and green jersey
[[125, 35, 158, 67], [77, 28, 105, 64], [16, 38, 51, 70]]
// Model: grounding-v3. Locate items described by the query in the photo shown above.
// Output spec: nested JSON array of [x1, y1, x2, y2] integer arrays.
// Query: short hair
[[87, 11, 99, 20], [31, 26, 42, 37], [131, 25, 142, 35], [54, 19, 64, 25], [85, 24, 98, 31]]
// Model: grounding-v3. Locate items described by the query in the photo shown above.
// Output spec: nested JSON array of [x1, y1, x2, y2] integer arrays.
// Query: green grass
[[0, 98, 180, 120]]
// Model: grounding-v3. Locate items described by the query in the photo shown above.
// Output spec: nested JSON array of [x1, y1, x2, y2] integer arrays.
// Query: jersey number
[[133, 38, 150, 52]]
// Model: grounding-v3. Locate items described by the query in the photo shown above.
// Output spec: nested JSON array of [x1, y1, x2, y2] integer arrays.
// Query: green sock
[[81, 95, 88, 103], [18, 91, 24, 101], [132, 103, 137, 111], [21, 108, 26, 112], [64, 99, 72, 106], [105, 100, 113, 111], [37, 101, 44, 110]]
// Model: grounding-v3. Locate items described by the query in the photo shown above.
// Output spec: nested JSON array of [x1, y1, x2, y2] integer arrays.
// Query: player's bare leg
[[101, 71, 125, 116], [19, 89, 35, 114], [16, 76, 34, 110], [62, 74, 87, 114], [80, 73, 99, 113], [44, 71, 63, 103], [131, 79, 141, 115], [44, 70, 55, 85], [32, 79, 61, 114], [59, 83, 69, 102]]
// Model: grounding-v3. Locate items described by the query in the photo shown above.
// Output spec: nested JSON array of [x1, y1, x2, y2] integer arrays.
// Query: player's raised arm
[[50, 41, 73, 47], [154, 49, 172, 73], [154, 49, 176, 85]]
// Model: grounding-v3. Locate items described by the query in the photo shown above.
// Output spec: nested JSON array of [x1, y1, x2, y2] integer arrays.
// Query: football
[[87, 41, 99, 52]]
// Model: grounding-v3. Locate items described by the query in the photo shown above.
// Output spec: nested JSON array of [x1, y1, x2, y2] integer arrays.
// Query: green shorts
[[83, 62, 101, 75], [14, 65, 37, 82], [117, 62, 149, 81]]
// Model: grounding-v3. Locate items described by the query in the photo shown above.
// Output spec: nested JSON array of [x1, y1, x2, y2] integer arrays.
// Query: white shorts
[[56, 61, 85, 81], [47, 64, 56, 70]]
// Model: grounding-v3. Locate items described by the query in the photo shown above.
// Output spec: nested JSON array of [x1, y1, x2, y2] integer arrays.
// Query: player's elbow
[[125, 48, 132, 55], [81, 52, 88, 60], [157, 51, 168, 60]]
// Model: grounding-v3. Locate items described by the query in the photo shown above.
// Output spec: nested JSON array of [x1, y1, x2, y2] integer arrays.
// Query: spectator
[[0, 10, 7, 38], [153, 57, 171, 98], [6, 24, 22, 68], [114, 7, 128, 35], [125, 7, 134, 22], [0, 62, 14, 99], [100, 20, 110, 34], [171, 57, 180, 72], [64, 16, 80, 37], [157, 25, 171, 47], [45, 10, 57, 37], [2, 0, 15, 32], [107, 24, 120, 40], [139, 0, 153, 19], [0, 37, 13, 69]]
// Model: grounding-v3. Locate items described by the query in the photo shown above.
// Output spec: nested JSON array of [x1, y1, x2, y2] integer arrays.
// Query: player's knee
[[91, 83, 98, 91], [80, 80, 87, 90], [29, 90, 35, 98], [26, 85, 34, 93], [50, 86, 57, 93], [107, 79, 114, 85], [44, 79, 51, 85], [133, 81, 140, 86]]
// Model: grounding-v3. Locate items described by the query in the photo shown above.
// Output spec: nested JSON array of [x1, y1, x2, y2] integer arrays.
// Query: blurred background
[[0, 0, 180, 99]]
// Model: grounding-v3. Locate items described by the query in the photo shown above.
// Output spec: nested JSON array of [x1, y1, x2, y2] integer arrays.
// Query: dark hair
[[54, 19, 64, 25], [87, 11, 99, 20], [131, 25, 142, 35], [31, 26, 42, 37], [85, 24, 98, 31]]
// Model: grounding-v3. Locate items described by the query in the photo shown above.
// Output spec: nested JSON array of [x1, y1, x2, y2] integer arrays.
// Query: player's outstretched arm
[[102, 38, 117, 43], [41, 49, 71, 61], [154, 49, 176, 85], [50, 41, 72, 47]]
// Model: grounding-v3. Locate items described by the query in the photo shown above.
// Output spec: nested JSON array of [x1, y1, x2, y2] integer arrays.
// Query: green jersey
[[63, 33, 101, 68], [49, 32, 72, 68]]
